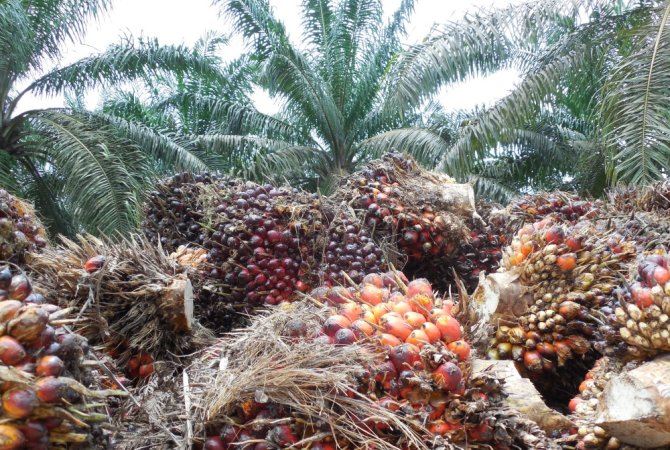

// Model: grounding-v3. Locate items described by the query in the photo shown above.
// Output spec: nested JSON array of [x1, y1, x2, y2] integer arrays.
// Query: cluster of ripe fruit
[[614, 251, 670, 354], [0, 266, 123, 449], [202, 274, 481, 449], [493, 219, 634, 373], [0, 189, 47, 263], [510, 192, 600, 224]]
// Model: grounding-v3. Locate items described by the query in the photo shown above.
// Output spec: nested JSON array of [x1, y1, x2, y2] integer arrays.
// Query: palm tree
[[189, 0, 460, 192], [388, 0, 668, 199], [0, 0, 225, 235]]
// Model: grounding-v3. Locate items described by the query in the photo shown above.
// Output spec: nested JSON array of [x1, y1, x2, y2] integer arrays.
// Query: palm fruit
[[613, 251, 670, 357], [198, 273, 553, 449], [142, 172, 224, 253], [509, 191, 601, 225], [489, 219, 635, 405], [28, 234, 211, 381], [334, 153, 475, 266], [0, 190, 47, 263], [0, 265, 126, 448], [607, 180, 670, 214]]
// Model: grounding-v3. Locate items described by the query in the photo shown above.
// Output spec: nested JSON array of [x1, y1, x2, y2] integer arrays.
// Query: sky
[[18, 0, 524, 115]]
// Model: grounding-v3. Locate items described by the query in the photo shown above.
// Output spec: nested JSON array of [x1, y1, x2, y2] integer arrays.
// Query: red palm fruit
[[409, 294, 433, 313], [378, 396, 400, 411], [339, 303, 363, 322], [84, 255, 106, 273], [632, 285, 654, 308], [326, 286, 353, 305], [429, 421, 454, 436], [8, 306, 49, 344], [391, 301, 412, 316], [269, 425, 297, 447], [434, 316, 462, 343], [523, 350, 543, 372], [139, 363, 154, 377], [8, 275, 31, 302], [220, 425, 240, 444], [544, 226, 564, 244], [314, 334, 334, 345], [427, 403, 446, 421], [441, 299, 454, 316], [0, 336, 25, 365], [322, 315, 352, 337], [421, 322, 441, 343], [536, 342, 556, 359], [520, 241, 534, 257], [361, 308, 377, 324], [377, 333, 402, 347], [372, 303, 392, 321], [578, 380, 589, 393], [2, 388, 38, 419], [406, 279, 432, 299], [351, 320, 375, 338], [388, 291, 406, 304], [0, 300, 21, 323], [294, 280, 309, 292], [433, 362, 462, 391], [374, 361, 398, 385], [359, 285, 383, 305], [35, 355, 64, 377], [0, 424, 25, 450], [334, 328, 357, 345], [468, 422, 494, 443], [389, 343, 421, 371], [447, 340, 471, 361], [404, 311, 426, 328], [654, 265, 670, 285], [34, 377, 70, 403], [17, 422, 47, 444], [430, 308, 448, 321], [406, 329, 429, 348], [203, 436, 225, 450], [566, 236, 582, 252], [556, 253, 577, 271], [362, 273, 384, 288], [383, 317, 413, 341], [568, 397, 582, 413]]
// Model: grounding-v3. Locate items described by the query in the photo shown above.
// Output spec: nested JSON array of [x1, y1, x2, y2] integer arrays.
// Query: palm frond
[[601, 3, 670, 185]]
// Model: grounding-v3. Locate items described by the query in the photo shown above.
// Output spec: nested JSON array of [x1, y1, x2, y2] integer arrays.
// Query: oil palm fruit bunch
[[489, 219, 635, 402], [0, 265, 126, 448], [317, 215, 387, 286], [509, 192, 601, 225], [198, 180, 326, 311], [142, 172, 224, 253], [334, 153, 474, 265], [613, 250, 670, 357], [0, 190, 47, 263], [607, 180, 670, 214], [28, 235, 209, 382]]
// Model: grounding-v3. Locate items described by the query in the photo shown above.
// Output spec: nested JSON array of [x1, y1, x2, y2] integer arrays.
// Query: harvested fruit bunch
[[509, 191, 601, 225], [334, 153, 475, 265], [0, 190, 47, 263], [410, 201, 509, 293], [142, 172, 224, 253], [0, 265, 126, 448], [197, 277, 552, 450], [607, 180, 670, 214], [28, 234, 212, 380], [613, 251, 670, 357], [317, 215, 387, 286], [490, 220, 635, 403], [197, 180, 326, 312]]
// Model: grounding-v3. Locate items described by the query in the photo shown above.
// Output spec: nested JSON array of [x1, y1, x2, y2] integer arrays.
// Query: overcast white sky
[[19, 0, 524, 115]]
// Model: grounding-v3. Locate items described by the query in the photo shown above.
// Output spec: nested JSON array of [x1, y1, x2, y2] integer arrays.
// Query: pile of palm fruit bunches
[[4, 152, 670, 449]]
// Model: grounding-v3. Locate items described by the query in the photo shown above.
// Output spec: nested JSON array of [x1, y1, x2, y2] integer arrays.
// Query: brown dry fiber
[[28, 234, 212, 364], [197, 301, 431, 450]]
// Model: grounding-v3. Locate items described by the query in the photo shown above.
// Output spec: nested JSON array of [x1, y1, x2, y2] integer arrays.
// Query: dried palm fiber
[[26, 234, 214, 378], [485, 218, 637, 407], [607, 181, 670, 214], [0, 264, 127, 448], [0, 189, 48, 264]]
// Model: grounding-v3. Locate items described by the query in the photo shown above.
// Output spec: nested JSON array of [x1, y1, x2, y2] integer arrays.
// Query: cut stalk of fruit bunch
[[28, 234, 211, 381], [0, 265, 125, 448]]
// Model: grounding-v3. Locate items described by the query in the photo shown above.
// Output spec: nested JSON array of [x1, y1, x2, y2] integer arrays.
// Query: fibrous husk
[[27, 234, 214, 373]]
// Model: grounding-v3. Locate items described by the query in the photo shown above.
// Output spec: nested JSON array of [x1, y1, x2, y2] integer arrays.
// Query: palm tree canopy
[[0, 0, 227, 235]]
